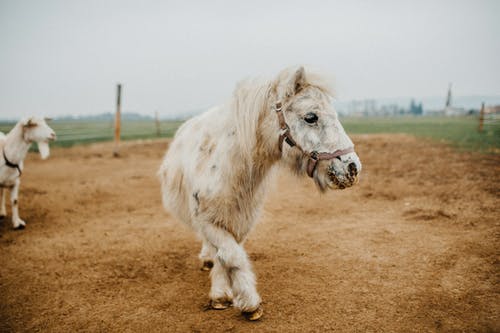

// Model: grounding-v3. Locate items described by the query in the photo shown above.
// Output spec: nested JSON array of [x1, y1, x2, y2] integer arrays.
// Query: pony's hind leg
[[0, 188, 6, 218], [199, 239, 214, 271], [202, 224, 263, 320]]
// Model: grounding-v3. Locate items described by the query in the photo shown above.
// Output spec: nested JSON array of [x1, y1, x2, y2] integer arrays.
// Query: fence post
[[113, 83, 122, 156], [155, 111, 161, 137], [478, 102, 485, 132]]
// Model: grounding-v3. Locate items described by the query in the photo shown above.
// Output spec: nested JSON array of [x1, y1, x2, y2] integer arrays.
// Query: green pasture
[[0, 116, 498, 153], [0, 120, 183, 148], [341, 115, 499, 153]]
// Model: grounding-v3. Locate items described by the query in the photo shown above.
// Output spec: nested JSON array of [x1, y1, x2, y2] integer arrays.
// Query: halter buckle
[[310, 151, 319, 161], [275, 102, 282, 112], [279, 124, 289, 135]]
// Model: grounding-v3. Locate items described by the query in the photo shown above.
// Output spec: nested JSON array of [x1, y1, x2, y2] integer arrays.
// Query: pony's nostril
[[348, 162, 357, 176]]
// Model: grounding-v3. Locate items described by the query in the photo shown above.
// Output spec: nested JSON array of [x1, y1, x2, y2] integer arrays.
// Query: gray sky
[[0, 0, 499, 118]]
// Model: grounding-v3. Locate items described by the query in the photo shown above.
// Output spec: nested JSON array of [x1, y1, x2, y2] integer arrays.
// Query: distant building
[[485, 105, 500, 116], [380, 104, 403, 116], [445, 83, 452, 107], [347, 99, 378, 116], [443, 83, 468, 116], [345, 98, 416, 116]]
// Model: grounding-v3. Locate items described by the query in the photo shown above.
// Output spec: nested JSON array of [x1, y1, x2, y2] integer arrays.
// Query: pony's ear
[[23, 117, 38, 128], [289, 66, 306, 95]]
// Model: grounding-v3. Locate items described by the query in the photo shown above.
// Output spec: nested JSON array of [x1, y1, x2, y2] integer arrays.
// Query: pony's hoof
[[242, 305, 263, 321], [209, 298, 232, 310], [12, 218, 25, 230], [201, 260, 214, 271]]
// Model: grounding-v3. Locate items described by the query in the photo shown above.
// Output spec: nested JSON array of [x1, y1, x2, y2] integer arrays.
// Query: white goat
[[0, 116, 56, 229]]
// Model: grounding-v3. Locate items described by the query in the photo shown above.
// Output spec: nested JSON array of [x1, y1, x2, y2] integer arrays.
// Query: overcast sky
[[0, 0, 499, 118]]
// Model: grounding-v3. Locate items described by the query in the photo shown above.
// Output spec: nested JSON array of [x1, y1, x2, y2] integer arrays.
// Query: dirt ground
[[0, 134, 498, 332]]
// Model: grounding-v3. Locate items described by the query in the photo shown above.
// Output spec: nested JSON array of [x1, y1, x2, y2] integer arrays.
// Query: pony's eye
[[304, 112, 318, 124]]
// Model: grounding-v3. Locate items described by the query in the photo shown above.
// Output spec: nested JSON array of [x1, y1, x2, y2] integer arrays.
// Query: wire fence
[[0, 115, 498, 152], [0, 120, 184, 148]]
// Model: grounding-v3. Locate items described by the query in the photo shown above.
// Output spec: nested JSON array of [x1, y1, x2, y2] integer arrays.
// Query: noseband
[[274, 101, 354, 178]]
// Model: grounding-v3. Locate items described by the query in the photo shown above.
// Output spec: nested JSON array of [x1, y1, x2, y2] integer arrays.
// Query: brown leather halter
[[274, 101, 354, 178]]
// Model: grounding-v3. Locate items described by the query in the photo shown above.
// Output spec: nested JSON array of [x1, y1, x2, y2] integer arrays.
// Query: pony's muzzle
[[327, 153, 361, 189], [348, 162, 358, 178]]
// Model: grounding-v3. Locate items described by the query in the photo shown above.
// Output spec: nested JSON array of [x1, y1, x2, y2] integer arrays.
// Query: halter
[[2, 150, 22, 176], [274, 101, 354, 178]]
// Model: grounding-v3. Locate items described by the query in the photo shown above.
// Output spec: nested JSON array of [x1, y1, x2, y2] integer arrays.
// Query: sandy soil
[[0, 134, 498, 333]]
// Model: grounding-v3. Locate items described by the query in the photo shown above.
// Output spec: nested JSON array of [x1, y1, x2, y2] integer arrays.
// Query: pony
[[0, 116, 56, 229], [159, 66, 361, 320]]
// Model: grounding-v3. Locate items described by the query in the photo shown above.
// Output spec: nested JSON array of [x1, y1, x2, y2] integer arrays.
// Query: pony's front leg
[[208, 256, 233, 309], [200, 238, 232, 309], [10, 179, 25, 230], [202, 224, 263, 320], [199, 239, 214, 271], [0, 188, 6, 218]]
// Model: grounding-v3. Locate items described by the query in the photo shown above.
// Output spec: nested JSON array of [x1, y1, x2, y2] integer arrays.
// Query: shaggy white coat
[[0, 117, 56, 229], [159, 66, 361, 315]]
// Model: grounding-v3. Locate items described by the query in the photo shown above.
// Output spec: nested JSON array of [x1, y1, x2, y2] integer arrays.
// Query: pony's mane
[[230, 77, 272, 162], [229, 67, 334, 162]]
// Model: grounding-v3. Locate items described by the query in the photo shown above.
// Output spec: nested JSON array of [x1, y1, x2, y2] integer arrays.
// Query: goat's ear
[[289, 66, 306, 95], [23, 117, 38, 128]]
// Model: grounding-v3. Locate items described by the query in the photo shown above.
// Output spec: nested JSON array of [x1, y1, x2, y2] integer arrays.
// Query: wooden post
[[478, 102, 485, 132], [113, 84, 122, 156], [155, 111, 161, 137]]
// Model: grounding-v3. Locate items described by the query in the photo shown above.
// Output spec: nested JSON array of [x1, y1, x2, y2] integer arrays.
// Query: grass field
[[0, 120, 183, 148], [341, 115, 499, 153], [0, 116, 498, 153]]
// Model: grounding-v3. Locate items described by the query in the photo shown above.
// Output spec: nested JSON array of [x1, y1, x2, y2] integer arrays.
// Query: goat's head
[[22, 117, 56, 159]]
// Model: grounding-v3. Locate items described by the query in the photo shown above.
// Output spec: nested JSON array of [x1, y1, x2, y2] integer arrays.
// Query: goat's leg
[[0, 188, 6, 218], [11, 179, 25, 229], [202, 224, 263, 320], [199, 238, 214, 271]]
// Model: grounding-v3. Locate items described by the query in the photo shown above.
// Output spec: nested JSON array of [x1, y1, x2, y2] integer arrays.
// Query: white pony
[[0, 116, 56, 229], [159, 67, 361, 320]]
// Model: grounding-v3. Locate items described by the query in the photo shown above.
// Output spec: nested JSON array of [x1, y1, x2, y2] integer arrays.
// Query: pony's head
[[270, 67, 361, 191], [22, 116, 57, 159]]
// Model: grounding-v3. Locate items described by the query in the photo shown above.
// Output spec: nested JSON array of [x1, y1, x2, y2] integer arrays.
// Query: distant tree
[[409, 99, 416, 115], [409, 99, 423, 115]]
